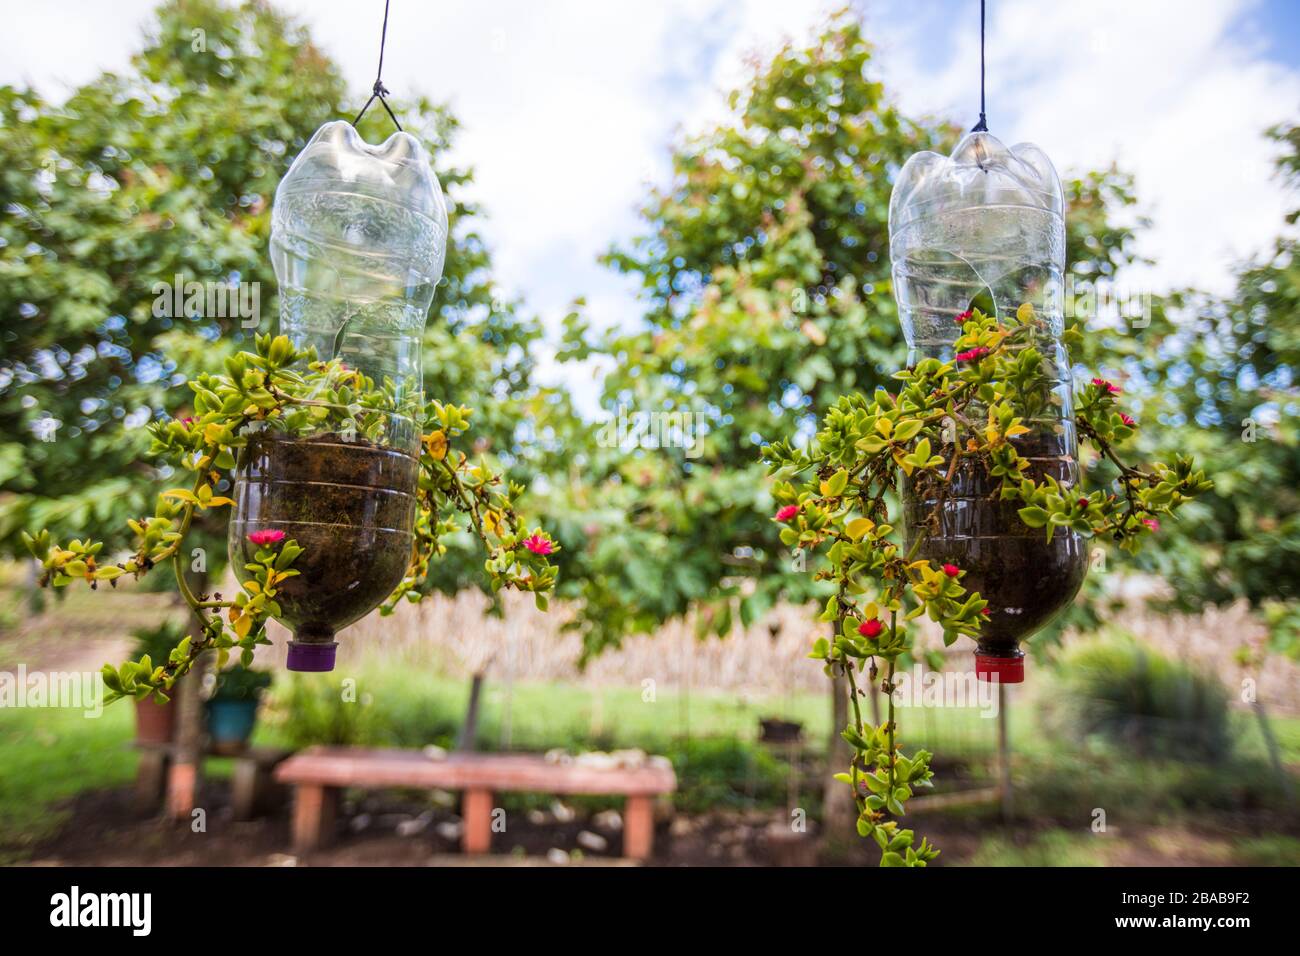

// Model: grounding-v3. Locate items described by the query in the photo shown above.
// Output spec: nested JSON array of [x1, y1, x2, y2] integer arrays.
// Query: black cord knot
[[350, 0, 403, 132]]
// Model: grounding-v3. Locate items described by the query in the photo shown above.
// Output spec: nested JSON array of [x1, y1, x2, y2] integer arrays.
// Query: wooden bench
[[275, 746, 677, 861]]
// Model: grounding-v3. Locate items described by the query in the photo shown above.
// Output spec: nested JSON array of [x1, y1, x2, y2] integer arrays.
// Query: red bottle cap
[[975, 653, 1024, 684]]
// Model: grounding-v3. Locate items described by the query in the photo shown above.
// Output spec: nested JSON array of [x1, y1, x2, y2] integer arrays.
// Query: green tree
[[552, 15, 1141, 658], [543, 13, 1191, 841], [1066, 122, 1300, 658], [0, 0, 546, 600]]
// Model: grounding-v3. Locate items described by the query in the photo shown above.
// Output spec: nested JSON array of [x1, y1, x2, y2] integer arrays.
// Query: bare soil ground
[[23, 782, 1285, 868]]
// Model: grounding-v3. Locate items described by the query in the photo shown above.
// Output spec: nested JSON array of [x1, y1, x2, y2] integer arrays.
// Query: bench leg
[[623, 795, 655, 861], [135, 748, 169, 813], [232, 759, 258, 822], [166, 761, 199, 821], [462, 788, 494, 855], [292, 784, 338, 854]]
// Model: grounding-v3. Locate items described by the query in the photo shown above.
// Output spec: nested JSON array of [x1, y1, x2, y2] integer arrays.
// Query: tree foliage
[[552, 14, 1155, 660], [0, 0, 546, 601]]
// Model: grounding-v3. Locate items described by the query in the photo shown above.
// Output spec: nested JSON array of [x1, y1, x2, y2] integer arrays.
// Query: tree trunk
[[1253, 696, 1293, 798], [821, 675, 855, 853], [167, 574, 209, 821], [457, 671, 485, 752]]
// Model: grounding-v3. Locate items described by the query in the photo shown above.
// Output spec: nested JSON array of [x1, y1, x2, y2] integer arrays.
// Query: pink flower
[[956, 347, 990, 363], [858, 618, 883, 638], [942, 563, 961, 578], [523, 533, 555, 557], [1091, 377, 1121, 395], [178, 416, 195, 427], [954, 309, 973, 325], [247, 529, 285, 547], [1120, 413, 1137, 427], [1143, 518, 1160, 532], [775, 505, 800, 523]]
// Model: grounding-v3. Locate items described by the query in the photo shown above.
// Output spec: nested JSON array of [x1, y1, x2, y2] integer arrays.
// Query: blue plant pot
[[206, 698, 259, 753]]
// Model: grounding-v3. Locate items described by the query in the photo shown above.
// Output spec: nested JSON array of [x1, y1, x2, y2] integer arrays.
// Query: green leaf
[[893, 419, 923, 442], [1017, 506, 1049, 528]]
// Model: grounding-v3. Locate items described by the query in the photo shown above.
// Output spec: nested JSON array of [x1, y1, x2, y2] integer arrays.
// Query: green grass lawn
[[256, 662, 1031, 759], [0, 703, 137, 862]]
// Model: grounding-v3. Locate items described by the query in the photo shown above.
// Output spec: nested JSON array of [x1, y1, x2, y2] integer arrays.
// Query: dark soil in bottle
[[228, 432, 418, 646], [902, 431, 1087, 660]]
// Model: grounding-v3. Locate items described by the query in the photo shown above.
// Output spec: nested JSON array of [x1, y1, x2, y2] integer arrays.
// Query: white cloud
[[876, 0, 1300, 295]]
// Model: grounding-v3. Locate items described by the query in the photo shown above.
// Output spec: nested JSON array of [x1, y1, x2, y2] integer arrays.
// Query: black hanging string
[[971, 0, 988, 132], [352, 0, 403, 131]]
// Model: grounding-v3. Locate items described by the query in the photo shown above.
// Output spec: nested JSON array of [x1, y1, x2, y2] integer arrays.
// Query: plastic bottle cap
[[975, 654, 1024, 684], [287, 641, 338, 673]]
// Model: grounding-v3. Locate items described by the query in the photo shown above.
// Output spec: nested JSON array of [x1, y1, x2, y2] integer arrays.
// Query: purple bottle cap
[[286, 640, 338, 672]]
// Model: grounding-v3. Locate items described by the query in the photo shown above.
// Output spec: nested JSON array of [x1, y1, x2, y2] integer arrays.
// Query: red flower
[[1143, 518, 1160, 532], [246, 529, 285, 547], [980, 607, 991, 617], [775, 505, 800, 523], [942, 563, 960, 577], [858, 618, 883, 638], [178, 416, 195, 427], [1091, 377, 1121, 395], [1077, 497, 1090, 508], [954, 309, 973, 325], [956, 347, 989, 363], [523, 533, 555, 556], [1120, 413, 1137, 427]]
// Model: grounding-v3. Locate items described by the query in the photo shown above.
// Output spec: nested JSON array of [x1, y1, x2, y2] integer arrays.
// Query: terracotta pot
[[758, 717, 804, 744], [228, 431, 418, 672], [134, 695, 178, 745]]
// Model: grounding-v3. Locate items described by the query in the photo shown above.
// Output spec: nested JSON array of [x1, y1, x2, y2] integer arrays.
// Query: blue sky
[[4, 1, 1299, 414]]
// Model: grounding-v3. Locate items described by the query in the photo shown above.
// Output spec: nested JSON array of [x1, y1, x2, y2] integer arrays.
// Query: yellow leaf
[[206, 496, 235, 508], [162, 488, 198, 504], [845, 517, 874, 541], [424, 429, 448, 461], [1005, 424, 1030, 438], [1016, 302, 1036, 323], [863, 601, 879, 620], [876, 417, 893, 438]]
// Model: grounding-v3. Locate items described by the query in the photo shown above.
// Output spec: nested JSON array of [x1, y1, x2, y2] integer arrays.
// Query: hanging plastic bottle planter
[[228, 120, 448, 672], [889, 130, 1086, 683]]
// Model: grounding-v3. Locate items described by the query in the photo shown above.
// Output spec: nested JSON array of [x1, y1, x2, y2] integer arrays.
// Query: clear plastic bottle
[[270, 120, 447, 429], [889, 131, 1086, 682], [228, 121, 448, 671]]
